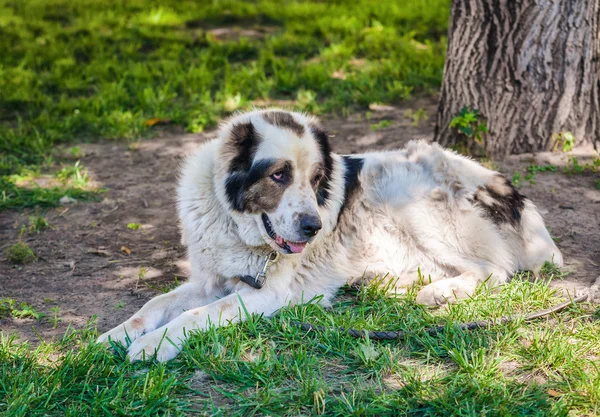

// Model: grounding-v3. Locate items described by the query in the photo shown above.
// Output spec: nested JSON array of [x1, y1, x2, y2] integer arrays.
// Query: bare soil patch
[[1, 97, 598, 342]]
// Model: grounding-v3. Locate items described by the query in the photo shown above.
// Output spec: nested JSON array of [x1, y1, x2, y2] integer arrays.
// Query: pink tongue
[[286, 241, 307, 253], [275, 235, 306, 253]]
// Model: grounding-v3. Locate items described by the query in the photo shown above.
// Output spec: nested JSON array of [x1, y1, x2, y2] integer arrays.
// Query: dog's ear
[[223, 121, 260, 212], [230, 122, 255, 145], [309, 123, 334, 206], [228, 122, 259, 173]]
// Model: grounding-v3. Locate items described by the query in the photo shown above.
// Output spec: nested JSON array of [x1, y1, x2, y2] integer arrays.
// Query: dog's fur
[[98, 109, 562, 362]]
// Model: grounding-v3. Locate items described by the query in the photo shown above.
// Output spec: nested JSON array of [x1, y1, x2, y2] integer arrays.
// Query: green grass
[[6, 2, 596, 415], [0, 0, 449, 209], [524, 164, 557, 185], [0, 298, 45, 320], [370, 119, 393, 131], [4, 242, 37, 264], [22, 215, 52, 234], [1, 274, 599, 416]]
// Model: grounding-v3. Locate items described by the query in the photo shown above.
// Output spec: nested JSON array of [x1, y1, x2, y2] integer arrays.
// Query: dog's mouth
[[261, 213, 308, 254]]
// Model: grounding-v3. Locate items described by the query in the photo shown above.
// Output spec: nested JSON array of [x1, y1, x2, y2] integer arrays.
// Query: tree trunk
[[435, 0, 600, 156]]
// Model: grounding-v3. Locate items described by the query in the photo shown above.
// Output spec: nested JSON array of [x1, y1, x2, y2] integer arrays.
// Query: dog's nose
[[300, 214, 322, 237]]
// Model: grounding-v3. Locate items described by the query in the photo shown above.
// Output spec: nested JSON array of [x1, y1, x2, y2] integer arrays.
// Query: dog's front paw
[[416, 278, 476, 306], [127, 329, 182, 363], [97, 317, 147, 346]]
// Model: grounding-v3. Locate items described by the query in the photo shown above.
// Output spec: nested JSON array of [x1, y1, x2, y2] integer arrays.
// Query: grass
[[127, 222, 142, 230], [0, 0, 449, 210], [0, 298, 45, 320], [370, 119, 393, 131], [1, 159, 103, 210], [4, 1, 597, 415], [512, 158, 599, 189], [1, 273, 599, 416], [524, 164, 558, 185], [22, 215, 52, 234], [4, 242, 37, 264]]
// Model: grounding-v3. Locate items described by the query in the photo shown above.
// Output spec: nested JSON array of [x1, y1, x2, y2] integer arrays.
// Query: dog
[[98, 109, 562, 362]]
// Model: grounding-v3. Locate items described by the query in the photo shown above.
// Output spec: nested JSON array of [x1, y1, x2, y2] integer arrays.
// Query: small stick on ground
[[291, 293, 589, 340]]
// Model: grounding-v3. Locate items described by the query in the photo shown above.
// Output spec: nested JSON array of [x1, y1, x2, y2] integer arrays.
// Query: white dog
[[98, 109, 562, 362]]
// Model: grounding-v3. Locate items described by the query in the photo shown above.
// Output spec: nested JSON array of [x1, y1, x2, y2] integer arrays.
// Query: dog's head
[[214, 109, 334, 254]]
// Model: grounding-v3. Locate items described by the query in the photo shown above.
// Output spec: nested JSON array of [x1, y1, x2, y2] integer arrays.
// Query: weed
[[127, 223, 142, 230], [565, 157, 585, 174], [512, 171, 522, 188], [114, 301, 126, 310], [55, 161, 89, 188], [552, 131, 576, 153], [50, 306, 62, 329], [525, 164, 557, 184], [404, 107, 429, 126], [0, 298, 16, 318], [370, 120, 393, 130], [13, 303, 40, 319], [3, 301, 45, 320], [135, 266, 148, 290], [539, 260, 569, 280], [5, 242, 37, 264], [564, 156, 600, 175], [138, 267, 148, 280], [21, 215, 52, 234], [449, 106, 488, 144]]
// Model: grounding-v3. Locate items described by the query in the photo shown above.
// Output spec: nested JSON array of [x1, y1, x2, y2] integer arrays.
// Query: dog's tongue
[[287, 241, 307, 253], [275, 236, 306, 253]]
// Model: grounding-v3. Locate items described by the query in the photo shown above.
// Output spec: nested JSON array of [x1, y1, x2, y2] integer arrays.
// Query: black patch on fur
[[228, 122, 259, 173], [310, 124, 334, 206], [262, 111, 305, 136], [225, 158, 277, 211], [472, 175, 525, 226], [337, 156, 364, 221]]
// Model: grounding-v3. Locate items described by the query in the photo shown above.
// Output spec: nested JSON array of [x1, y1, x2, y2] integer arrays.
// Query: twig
[[290, 293, 589, 340]]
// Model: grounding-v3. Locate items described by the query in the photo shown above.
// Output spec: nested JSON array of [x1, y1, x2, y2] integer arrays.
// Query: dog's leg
[[126, 288, 284, 362], [415, 274, 479, 306], [97, 282, 223, 346], [415, 268, 507, 307]]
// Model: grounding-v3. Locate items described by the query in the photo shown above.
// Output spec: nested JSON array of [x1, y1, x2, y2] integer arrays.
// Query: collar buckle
[[239, 252, 280, 289]]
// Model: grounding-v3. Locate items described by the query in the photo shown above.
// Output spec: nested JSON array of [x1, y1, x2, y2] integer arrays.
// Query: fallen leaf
[[369, 103, 396, 112], [547, 389, 562, 397], [121, 246, 131, 255], [144, 118, 172, 127]]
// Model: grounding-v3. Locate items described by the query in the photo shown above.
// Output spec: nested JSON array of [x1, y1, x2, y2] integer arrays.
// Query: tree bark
[[435, 0, 600, 156]]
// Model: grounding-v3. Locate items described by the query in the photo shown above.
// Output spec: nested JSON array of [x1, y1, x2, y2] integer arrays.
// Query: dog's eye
[[271, 170, 286, 182], [311, 173, 323, 186]]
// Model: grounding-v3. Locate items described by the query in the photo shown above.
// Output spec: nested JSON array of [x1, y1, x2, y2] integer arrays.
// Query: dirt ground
[[1, 97, 599, 342]]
